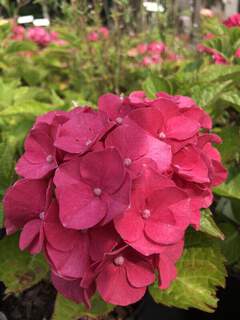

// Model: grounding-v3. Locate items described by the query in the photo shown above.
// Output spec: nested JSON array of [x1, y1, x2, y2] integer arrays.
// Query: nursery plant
[[0, 2, 240, 319]]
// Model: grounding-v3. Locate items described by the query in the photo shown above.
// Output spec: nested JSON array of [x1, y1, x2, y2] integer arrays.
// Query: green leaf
[[200, 209, 224, 240], [217, 127, 240, 164], [6, 41, 37, 54], [0, 101, 55, 117], [149, 233, 226, 313], [221, 91, 240, 112], [214, 166, 240, 200], [143, 75, 172, 98], [0, 137, 17, 196], [0, 234, 49, 293], [191, 81, 231, 108], [53, 294, 114, 320], [219, 222, 240, 265], [200, 65, 240, 83]]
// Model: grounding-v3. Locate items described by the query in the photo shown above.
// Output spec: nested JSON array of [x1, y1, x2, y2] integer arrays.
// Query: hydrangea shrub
[[3, 91, 227, 308]]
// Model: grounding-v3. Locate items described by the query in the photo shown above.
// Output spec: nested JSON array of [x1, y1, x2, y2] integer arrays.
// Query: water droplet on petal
[[93, 187, 102, 196], [114, 255, 124, 266]]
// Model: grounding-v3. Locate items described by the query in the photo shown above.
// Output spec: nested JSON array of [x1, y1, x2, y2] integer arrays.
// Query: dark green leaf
[[53, 294, 114, 320]]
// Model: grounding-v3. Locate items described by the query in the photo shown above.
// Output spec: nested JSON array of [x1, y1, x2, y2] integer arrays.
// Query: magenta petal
[[80, 148, 125, 194], [98, 93, 130, 121], [54, 111, 110, 154], [19, 219, 43, 254], [3, 179, 48, 233], [173, 146, 210, 184], [54, 158, 81, 187], [47, 233, 89, 278], [130, 232, 166, 256], [125, 256, 155, 288], [97, 262, 145, 306], [51, 273, 84, 303], [166, 116, 199, 140], [158, 255, 177, 289], [44, 201, 78, 251], [16, 128, 57, 179], [126, 107, 164, 137], [16, 155, 57, 179], [89, 223, 119, 261], [106, 124, 171, 177], [102, 173, 131, 224], [145, 221, 184, 245], [56, 182, 107, 229], [51, 272, 95, 307], [114, 207, 144, 243]]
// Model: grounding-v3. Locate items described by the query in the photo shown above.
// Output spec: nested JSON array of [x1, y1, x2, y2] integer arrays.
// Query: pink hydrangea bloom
[[27, 27, 52, 46], [99, 27, 109, 39], [224, 13, 240, 28], [235, 48, 240, 58], [87, 31, 99, 42], [11, 25, 25, 41], [212, 52, 227, 64], [3, 91, 227, 307], [147, 41, 166, 54]]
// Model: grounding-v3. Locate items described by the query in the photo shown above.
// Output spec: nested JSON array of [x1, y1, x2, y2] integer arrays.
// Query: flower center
[[115, 117, 123, 124], [114, 255, 124, 266], [85, 139, 92, 146], [123, 158, 132, 167], [158, 131, 166, 139], [93, 187, 102, 196], [142, 209, 151, 219], [46, 154, 53, 163], [39, 212, 45, 220]]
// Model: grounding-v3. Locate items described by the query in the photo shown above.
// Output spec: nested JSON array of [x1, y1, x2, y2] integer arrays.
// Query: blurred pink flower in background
[[11, 25, 25, 41], [212, 53, 227, 64], [223, 13, 240, 28], [99, 26, 109, 39], [235, 48, 240, 58], [87, 27, 109, 42], [87, 31, 99, 42], [147, 41, 166, 54], [27, 27, 52, 46]]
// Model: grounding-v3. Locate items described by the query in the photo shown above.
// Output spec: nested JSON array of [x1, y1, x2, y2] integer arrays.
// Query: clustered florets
[[3, 91, 227, 307]]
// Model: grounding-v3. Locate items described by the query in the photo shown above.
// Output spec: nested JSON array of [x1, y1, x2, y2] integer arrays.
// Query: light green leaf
[[200, 209, 224, 240], [217, 127, 240, 164], [0, 101, 55, 116], [214, 166, 240, 200], [143, 75, 172, 98], [0, 137, 17, 196], [53, 294, 114, 320], [221, 91, 240, 112], [149, 233, 226, 312], [191, 81, 231, 108], [200, 65, 240, 83], [0, 234, 49, 293], [6, 41, 37, 54]]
